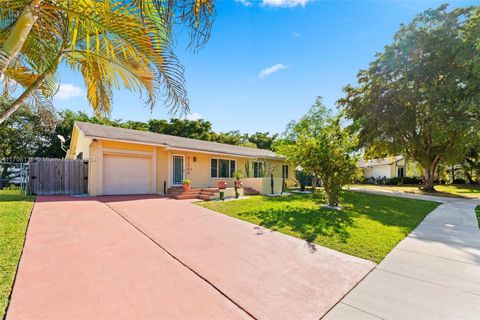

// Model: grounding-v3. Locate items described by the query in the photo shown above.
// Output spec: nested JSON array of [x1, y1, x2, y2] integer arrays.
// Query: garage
[[103, 155, 151, 195]]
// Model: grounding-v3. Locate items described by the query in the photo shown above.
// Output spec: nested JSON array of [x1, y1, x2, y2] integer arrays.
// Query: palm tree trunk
[[0, 2, 39, 75], [0, 69, 49, 124]]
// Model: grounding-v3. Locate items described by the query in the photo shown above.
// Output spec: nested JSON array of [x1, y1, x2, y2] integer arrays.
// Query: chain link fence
[[0, 158, 29, 194]]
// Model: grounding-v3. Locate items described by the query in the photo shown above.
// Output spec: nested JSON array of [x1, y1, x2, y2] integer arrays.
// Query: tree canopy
[[339, 5, 480, 191], [0, 97, 55, 187], [277, 97, 359, 207]]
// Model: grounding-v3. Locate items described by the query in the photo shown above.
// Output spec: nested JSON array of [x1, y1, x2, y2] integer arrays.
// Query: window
[[282, 165, 289, 179], [210, 158, 236, 178], [253, 161, 264, 178], [210, 159, 218, 178]]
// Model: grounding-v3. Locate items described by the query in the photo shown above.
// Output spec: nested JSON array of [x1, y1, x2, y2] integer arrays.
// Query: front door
[[173, 156, 184, 185]]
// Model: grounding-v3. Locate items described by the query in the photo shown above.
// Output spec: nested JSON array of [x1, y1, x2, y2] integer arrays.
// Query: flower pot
[[217, 181, 227, 189], [182, 183, 191, 190]]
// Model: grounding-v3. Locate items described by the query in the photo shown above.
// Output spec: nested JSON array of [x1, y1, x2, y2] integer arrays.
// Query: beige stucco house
[[357, 156, 406, 179], [67, 122, 294, 196]]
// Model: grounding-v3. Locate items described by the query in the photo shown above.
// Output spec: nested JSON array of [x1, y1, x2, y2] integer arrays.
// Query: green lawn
[[351, 184, 480, 199], [198, 191, 439, 263], [0, 190, 34, 318]]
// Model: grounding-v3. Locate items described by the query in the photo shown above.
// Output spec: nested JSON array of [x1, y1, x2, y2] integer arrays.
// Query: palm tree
[[0, 0, 215, 124]]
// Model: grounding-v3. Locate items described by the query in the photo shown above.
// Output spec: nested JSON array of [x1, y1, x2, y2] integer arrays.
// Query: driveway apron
[[103, 196, 375, 320]]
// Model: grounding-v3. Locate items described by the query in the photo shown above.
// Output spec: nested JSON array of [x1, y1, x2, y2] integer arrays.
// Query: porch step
[[243, 187, 260, 195], [168, 187, 219, 201], [174, 194, 200, 200], [197, 194, 215, 201]]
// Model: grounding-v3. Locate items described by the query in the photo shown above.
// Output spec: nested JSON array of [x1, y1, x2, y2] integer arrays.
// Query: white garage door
[[103, 155, 151, 195]]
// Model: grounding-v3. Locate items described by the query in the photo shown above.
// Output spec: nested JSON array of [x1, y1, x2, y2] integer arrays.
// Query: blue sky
[[53, 0, 478, 134]]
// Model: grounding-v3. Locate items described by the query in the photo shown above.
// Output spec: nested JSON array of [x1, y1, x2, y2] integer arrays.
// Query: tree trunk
[[311, 175, 317, 193], [423, 166, 436, 192], [0, 43, 63, 124], [451, 165, 455, 183], [0, 70, 49, 124], [463, 163, 474, 184], [324, 186, 338, 207], [0, 2, 38, 75]]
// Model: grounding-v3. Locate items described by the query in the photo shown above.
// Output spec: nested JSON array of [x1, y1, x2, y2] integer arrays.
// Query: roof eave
[[79, 134, 280, 160]]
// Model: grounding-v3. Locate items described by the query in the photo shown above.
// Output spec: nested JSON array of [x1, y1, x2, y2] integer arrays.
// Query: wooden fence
[[29, 158, 88, 195]]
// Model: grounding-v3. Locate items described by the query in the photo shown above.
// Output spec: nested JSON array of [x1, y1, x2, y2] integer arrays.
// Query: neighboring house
[[357, 156, 406, 179], [67, 122, 294, 196]]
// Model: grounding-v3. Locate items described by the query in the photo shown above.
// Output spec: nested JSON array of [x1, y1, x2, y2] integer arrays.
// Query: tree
[[148, 118, 213, 141], [211, 130, 255, 147], [0, 97, 55, 188], [277, 97, 359, 207], [248, 132, 278, 150], [36, 110, 122, 158], [0, 0, 215, 124], [339, 5, 480, 192]]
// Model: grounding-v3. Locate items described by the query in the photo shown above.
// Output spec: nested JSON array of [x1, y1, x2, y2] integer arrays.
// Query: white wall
[[364, 165, 394, 179], [242, 177, 284, 194]]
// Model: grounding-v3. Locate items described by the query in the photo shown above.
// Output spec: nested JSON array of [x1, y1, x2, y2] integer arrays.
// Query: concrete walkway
[[324, 190, 480, 320]]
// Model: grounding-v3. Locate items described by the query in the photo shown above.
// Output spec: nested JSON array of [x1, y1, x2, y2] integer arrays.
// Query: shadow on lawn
[[260, 190, 438, 232], [241, 205, 354, 244]]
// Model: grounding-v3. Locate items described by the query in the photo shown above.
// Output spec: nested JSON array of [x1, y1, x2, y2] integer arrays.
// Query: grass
[[476, 206, 480, 229], [351, 184, 480, 199], [0, 190, 34, 318], [198, 191, 440, 263]]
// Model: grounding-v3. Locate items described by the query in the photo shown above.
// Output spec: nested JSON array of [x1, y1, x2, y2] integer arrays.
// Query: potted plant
[[217, 181, 227, 189], [182, 179, 192, 190], [233, 171, 243, 188]]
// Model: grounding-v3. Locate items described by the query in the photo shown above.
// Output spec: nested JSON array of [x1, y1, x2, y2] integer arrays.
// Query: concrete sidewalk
[[324, 191, 480, 319]]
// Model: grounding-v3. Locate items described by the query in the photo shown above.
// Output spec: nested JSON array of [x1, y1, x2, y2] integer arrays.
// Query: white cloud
[[235, 0, 253, 6], [258, 63, 288, 79], [262, 0, 311, 8], [55, 83, 85, 100], [184, 112, 203, 121], [292, 32, 301, 38]]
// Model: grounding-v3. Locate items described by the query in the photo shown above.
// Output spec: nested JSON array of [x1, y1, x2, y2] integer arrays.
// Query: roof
[[74, 121, 283, 160], [357, 155, 404, 168]]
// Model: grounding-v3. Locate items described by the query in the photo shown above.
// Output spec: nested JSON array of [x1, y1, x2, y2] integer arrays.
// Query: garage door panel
[[103, 155, 151, 195]]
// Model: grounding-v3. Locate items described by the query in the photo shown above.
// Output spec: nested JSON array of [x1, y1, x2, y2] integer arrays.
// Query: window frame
[[210, 158, 236, 179], [253, 161, 264, 178]]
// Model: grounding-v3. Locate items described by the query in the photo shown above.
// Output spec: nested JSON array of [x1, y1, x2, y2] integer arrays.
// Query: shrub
[[295, 170, 310, 191]]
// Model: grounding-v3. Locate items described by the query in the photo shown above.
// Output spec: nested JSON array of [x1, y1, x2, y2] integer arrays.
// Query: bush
[[401, 176, 423, 184], [453, 178, 466, 184], [295, 170, 310, 191], [385, 177, 402, 185]]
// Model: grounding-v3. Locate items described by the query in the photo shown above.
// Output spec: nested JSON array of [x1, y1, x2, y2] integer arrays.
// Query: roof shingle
[[75, 121, 283, 159], [357, 155, 404, 168]]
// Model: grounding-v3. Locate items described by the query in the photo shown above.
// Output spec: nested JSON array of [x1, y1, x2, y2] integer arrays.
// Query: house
[[357, 156, 406, 179], [66, 122, 294, 197]]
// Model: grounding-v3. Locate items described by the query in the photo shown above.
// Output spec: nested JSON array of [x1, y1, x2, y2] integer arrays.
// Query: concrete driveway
[[7, 196, 374, 320]]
